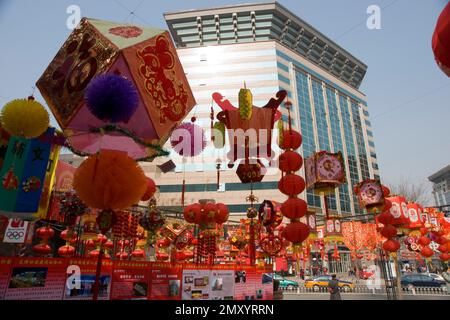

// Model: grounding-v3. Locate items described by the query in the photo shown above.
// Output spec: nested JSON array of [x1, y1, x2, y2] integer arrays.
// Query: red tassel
[[210, 106, 214, 140], [181, 179, 186, 207]]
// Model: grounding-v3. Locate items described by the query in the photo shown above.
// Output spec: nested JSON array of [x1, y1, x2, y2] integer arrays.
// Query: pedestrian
[[328, 274, 342, 300], [300, 268, 305, 280]]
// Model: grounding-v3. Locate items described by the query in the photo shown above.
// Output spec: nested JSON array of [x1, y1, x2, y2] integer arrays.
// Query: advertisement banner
[[2, 218, 29, 244], [0, 257, 13, 299], [14, 128, 55, 213], [181, 266, 212, 300], [149, 262, 182, 300], [0, 136, 31, 212], [256, 264, 274, 300], [4, 257, 67, 300], [64, 258, 113, 300], [110, 261, 151, 300], [210, 267, 235, 300]]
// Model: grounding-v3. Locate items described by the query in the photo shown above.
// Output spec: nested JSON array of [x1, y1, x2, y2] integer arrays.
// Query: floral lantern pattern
[[407, 202, 424, 234], [305, 151, 346, 195], [355, 179, 385, 213], [36, 18, 196, 161], [386, 196, 410, 227]]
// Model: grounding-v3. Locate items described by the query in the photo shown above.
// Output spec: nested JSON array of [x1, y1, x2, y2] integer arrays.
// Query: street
[[283, 293, 450, 300]]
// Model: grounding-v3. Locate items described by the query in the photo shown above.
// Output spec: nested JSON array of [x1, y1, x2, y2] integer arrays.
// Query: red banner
[[110, 260, 151, 300], [0, 258, 13, 299], [149, 262, 182, 300]]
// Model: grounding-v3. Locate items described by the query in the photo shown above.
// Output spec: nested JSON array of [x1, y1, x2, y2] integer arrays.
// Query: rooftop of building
[[428, 164, 450, 182], [164, 1, 367, 89]]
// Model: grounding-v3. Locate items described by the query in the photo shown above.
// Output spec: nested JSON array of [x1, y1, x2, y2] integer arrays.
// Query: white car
[[426, 273, 445, 282]]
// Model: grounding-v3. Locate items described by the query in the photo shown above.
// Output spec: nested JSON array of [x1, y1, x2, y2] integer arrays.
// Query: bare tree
[[388, 176, 432, 206]]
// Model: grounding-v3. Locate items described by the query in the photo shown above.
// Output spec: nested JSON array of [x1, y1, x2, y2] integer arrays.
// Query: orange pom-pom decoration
[[281, 197, 307, 220], [279, 151, 303, 172], [141, 178, 156, 201], [278, 174, 305, 196], [73, 150, 147, 210]]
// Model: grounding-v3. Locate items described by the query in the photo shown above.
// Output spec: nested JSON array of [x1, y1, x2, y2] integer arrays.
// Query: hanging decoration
[[305, 151, 346, 195], [33, 226, 55, 256], [73, 149, 147, 210], [1, 97, 50, 139], [85, 74, 139, 123], [36, 18, 196, 161], [140, 177, 157, 202], [355, 179, 386, 214], [406, 202, 425, 236], [58, 228, 77, 258], [432, 2, 450, 77], [139, 199, 165, 245]]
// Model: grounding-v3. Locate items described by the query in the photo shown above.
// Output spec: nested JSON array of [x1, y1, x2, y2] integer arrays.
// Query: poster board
[[209, 265, 235, 300], [4, 257, 66, 300], [149, 262, 182, 300], [110, 260, 151, 300], [181, 265, 211, 300], [63, 258, 112, 300]]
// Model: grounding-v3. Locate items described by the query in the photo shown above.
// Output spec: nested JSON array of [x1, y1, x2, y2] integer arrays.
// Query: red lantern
[[407, 203, 423, 230], [418, 236, 431, 246], [377, 212, 394, 226], [280, 130, 302, 150], [420, 246, 434, 258], [141, 178, 156, 201], [131, 248, 145, 260], [58, 245, 76, 258], [383, 239, 400, 252], [439, 253, 450, 261], [380, 225, 397, 239], [278, 174, 306, 196], [36, 226, 55, 240], [432, 2, 450, 77], [157, 238, 171, 248], [115, 251, 129, 260], [282, 221, 310, 244], [215, 203, 229, 224], [32, 243, 52, 256], [156, 252, 169, 261], [438, 244, 448, 253], [279, 151, 303, 172], [281, 197, 307, 220], [387, 196, 410, 226], [183, 203, 202, 224], [175, 251, 186, 261], [202, 203, 217, 224]]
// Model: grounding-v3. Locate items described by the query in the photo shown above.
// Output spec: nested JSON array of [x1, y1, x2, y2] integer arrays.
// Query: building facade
[[155, 2, 379, 221], [429, 165, 450, 208]]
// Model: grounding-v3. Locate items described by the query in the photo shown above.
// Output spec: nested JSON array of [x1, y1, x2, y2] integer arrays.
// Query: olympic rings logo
[[6, 231, 24, 240]]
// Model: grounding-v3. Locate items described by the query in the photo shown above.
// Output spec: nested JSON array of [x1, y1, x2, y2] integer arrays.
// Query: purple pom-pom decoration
[[85, 74, 139, 123], [170, 123, 207, 157]]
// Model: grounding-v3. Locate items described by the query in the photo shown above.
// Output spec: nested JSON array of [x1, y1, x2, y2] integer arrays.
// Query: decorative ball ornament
[[1, 97, 50, 138], [170, 122, 207, 157], [85, 74, 139, 123], [183, 203, 202, 224], [73, 150, 147, 210], [215, 203, 229, 224], [32, 243, 52, 256]]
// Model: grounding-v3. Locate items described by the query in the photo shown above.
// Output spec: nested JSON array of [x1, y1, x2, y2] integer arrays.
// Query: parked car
[[425, 273, 445, 282], [401, 274, 447, 289], [304, 275, 355, 292], [270, 274, 299, 289]]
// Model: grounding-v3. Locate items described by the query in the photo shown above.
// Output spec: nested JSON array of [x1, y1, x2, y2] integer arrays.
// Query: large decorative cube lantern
[[355, 179, 385, 213], [36, 18, 196, 160], [305, 151, 346, 195]]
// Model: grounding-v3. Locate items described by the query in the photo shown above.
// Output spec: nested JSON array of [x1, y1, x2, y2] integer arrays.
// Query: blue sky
[[0, 0, 449, 202]]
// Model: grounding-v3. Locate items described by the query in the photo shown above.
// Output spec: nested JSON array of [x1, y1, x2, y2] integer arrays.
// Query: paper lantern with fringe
[[73, 150, 147, 210], [141, 177, 156, 201], [383, 239, 400, 252], [282, 221, 310, 244], [1, 98, 49, 138], [280, 197, 307, 220], [278, 174, 306, 196]]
